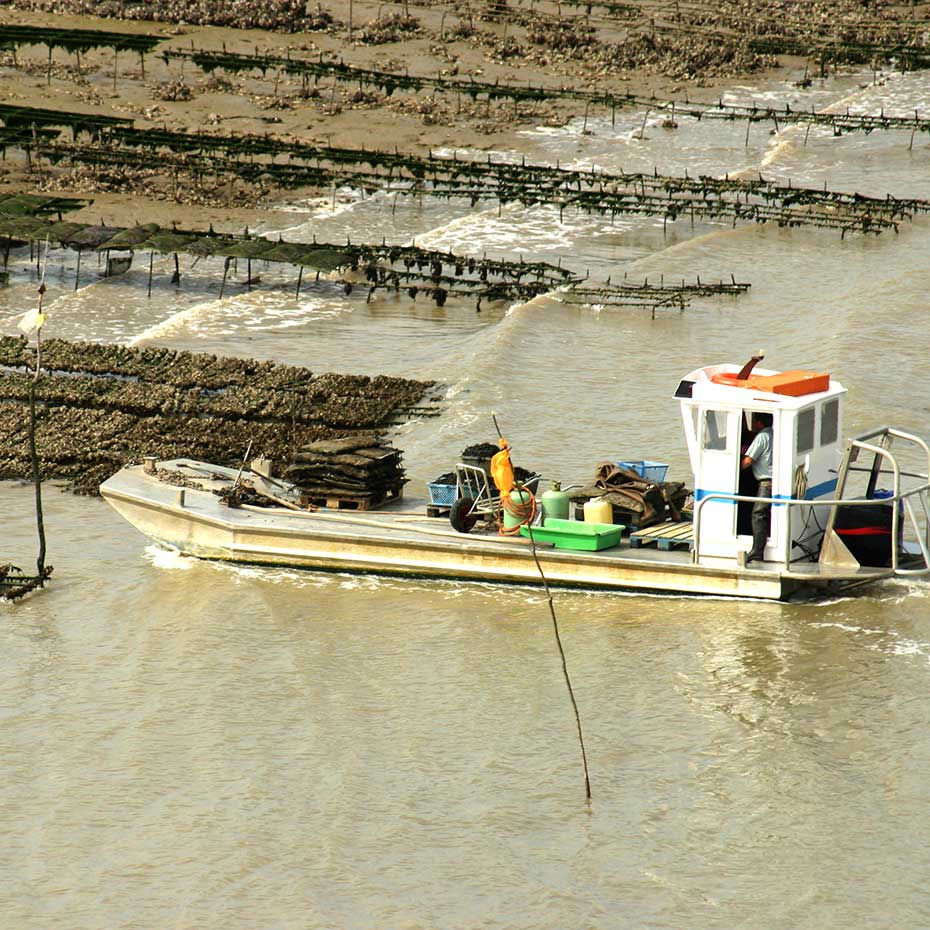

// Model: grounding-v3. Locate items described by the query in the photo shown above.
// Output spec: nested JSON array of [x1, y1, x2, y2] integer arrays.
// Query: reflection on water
[[3, 66, 930, 930]]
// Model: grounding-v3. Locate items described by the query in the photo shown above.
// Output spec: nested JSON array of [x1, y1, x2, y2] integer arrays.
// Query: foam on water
[[413, 200, 625, 259], [127, 297, 227, 345], [143, 544, 195, 571], [811, 618, 930, 663], [835, 68, 930, 114], [256, 187, 396, 239], [433, 146, 522, 164], [212, 560, 332, 587], [871, 578, 930, 603], [127, 290, 339, 345], [198, 556, 524, 602]]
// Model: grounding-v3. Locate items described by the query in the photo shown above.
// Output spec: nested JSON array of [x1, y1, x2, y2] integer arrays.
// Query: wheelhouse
[[675, 359, 844, 561]]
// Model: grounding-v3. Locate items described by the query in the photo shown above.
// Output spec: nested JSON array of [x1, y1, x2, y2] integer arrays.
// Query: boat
[[100, 357, 930, 601]]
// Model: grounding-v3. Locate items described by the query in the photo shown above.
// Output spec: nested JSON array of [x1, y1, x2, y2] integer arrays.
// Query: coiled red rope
[[499, 487, 536, 535]]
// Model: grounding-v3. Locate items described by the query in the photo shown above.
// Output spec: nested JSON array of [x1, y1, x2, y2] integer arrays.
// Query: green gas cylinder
[[503, 489, 533, 530], [541, 481, 570, 521]]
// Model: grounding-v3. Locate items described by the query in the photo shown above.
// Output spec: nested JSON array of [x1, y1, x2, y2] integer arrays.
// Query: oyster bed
[[0, 337, 436, 494]]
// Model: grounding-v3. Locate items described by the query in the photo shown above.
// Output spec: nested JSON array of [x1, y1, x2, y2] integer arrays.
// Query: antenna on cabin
[[737, 350, 765, 381]]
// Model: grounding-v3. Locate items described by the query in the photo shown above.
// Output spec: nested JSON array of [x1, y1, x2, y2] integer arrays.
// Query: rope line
[[523, 517, 593, 803]]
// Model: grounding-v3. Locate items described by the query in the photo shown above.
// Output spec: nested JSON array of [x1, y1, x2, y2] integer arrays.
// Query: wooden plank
[[631, 521, 692, 539], [630, 520, 694, 550], [645, 525, 691, 540], [656, 536, 692, 551], [631, 535, 693, 551], [663, 526, 695, 539]]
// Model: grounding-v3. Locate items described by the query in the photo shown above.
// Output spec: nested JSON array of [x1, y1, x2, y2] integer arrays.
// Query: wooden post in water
[[28, 369, 46, 578], [27, 246, 50, 582], [220, 256, 232, 298]]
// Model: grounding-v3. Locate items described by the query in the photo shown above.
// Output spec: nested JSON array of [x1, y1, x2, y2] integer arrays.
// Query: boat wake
[[810, 617, 930, 662], [144, 544, 195, 571]]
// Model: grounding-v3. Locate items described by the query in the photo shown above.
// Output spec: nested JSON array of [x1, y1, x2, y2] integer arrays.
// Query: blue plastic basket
[[617, 460, 669, 484], [428, 482, 458, 507]]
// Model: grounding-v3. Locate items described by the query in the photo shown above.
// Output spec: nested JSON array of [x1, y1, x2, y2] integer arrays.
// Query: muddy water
[[4, 68, 930, 929]]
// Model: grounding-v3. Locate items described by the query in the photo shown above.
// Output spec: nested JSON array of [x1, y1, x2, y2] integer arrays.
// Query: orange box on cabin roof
[[745, 370, 830, 396], [711, 369, 831, 395]]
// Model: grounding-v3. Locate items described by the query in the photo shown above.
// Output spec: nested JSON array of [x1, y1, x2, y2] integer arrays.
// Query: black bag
[[834, 503, 894, 567]]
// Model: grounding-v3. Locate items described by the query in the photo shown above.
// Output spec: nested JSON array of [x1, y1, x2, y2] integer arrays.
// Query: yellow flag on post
[[490, 444, 515, 496], [17, 307, 46, 335]]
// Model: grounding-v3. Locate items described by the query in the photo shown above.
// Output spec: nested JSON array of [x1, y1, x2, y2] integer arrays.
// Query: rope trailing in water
[[489, 413, 591, 800], [524, 518, 593, 803]]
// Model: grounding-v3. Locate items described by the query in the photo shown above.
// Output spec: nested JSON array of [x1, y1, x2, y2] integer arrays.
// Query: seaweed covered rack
[[0, 337, 438, 494]]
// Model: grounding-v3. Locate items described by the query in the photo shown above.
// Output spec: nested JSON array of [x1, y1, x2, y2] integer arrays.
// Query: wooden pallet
[[300, 486, 403, 511], [629, 520, 694, 551]]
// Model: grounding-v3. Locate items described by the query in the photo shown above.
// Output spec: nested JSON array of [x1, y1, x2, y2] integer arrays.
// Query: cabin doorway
[[737, 409, 776, 553], [737, 411, 757, 537], [698, 407, 776, 558]]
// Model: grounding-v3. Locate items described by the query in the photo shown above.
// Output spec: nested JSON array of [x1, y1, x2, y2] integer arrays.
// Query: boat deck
[[99, 460, 895, 601]]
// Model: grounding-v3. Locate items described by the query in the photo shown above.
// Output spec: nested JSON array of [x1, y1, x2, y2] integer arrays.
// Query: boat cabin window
[[820, 398, 839, 445], [797, 408, 815, 455], [703, 410, 729, 451]]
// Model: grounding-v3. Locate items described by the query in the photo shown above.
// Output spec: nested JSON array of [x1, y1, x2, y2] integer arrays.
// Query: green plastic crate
[[520, 518, 624, 551]]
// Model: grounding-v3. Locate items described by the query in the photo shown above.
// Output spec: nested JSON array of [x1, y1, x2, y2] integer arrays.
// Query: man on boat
[[741, 412, 773, 563]]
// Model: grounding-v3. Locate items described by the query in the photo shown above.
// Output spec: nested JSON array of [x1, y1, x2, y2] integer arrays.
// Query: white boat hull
[[100, 462, 895, 601]]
